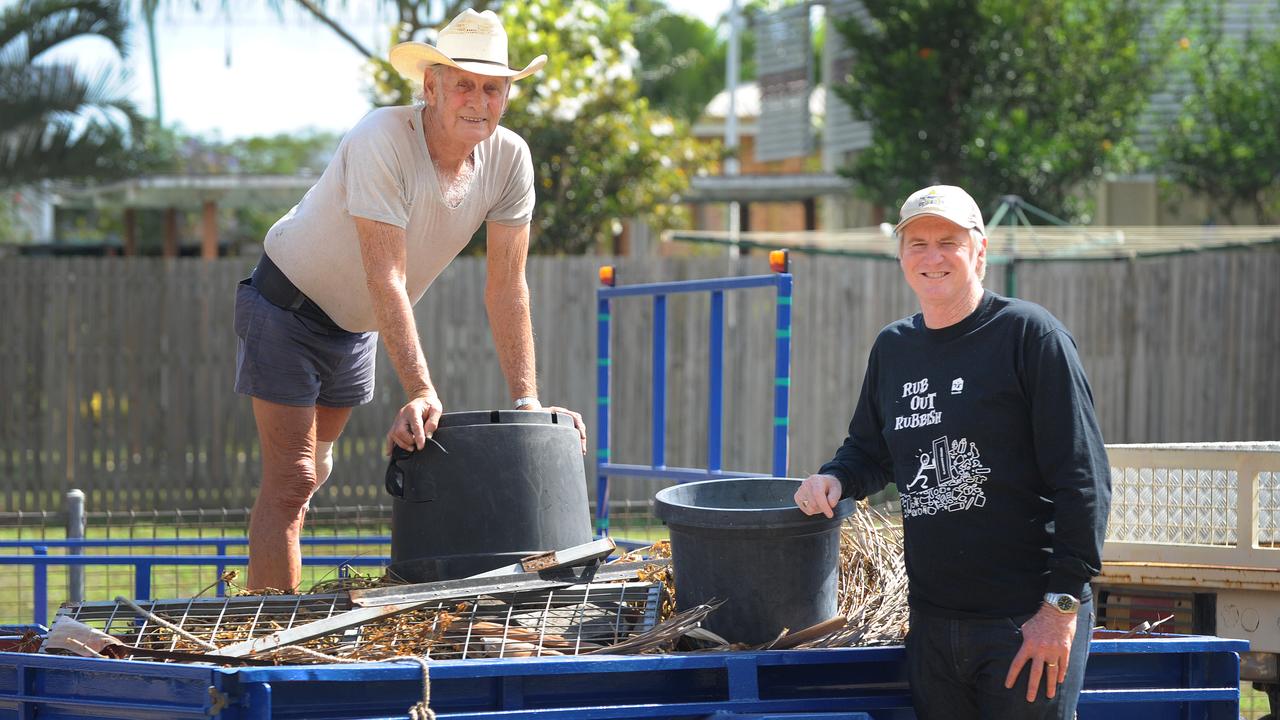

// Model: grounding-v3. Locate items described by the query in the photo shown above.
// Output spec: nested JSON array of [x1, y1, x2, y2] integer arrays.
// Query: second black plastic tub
[[653, 477, 855, 645], [385, 410, 592, 582]]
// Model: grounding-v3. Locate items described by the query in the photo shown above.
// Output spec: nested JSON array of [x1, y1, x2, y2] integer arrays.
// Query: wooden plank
[[201, 201, 218, 260]]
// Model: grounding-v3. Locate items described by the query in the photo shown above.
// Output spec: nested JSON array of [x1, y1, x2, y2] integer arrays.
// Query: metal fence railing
[[0, 496, 674, 625], [0, 537, 390, 627]]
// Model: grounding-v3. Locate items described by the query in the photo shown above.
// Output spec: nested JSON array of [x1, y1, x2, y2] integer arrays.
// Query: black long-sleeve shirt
[[820, 291, 1111, 619]]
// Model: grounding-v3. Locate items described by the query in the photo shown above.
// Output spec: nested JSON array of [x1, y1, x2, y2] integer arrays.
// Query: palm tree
[[0, 0, 146, 187]]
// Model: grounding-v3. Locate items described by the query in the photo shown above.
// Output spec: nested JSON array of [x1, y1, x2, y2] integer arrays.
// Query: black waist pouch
[[249, 253, 345, 333]]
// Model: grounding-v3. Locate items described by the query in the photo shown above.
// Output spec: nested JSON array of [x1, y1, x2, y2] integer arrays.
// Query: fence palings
[[1, 252, 1278, 513]]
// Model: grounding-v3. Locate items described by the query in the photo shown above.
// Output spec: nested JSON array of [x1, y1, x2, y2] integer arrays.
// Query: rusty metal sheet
[[1100, 561, 1280, 592]]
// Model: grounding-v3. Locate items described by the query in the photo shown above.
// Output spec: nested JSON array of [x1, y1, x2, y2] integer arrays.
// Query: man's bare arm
[[356, 217, 442, 450], [484, 220, 537, 403]]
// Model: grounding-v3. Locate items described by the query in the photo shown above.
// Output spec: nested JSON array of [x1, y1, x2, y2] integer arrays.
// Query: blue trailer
[[0, 631, 1250, 718], [0, 260, 1252, 718]]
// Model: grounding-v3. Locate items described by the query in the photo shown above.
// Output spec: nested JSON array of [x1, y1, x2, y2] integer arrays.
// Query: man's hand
[[1004, 603, 1077, 702], [794, 474, 843, 518], [548, 406, 587, 455], [517, 398, 588, 455], [387, 389, 444, 454]]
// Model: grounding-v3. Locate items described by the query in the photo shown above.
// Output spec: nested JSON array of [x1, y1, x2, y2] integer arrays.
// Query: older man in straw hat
[[793, 185, 1110, 718], [233, 8, 584, 592]]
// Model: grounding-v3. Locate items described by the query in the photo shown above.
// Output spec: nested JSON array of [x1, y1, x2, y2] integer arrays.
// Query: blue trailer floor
[[0, 634, 1247, 719]]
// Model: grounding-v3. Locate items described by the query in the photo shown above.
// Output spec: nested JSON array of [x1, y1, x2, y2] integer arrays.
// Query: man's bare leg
[[247, 400, 354, 591], [309, 405, 354, 510]]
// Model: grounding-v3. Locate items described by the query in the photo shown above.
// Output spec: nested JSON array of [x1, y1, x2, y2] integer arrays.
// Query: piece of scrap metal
[[467, 538, 618, 577], [350, 560, 665, 608]]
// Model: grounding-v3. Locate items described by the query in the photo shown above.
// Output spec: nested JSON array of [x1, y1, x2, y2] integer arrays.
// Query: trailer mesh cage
[[55, 581, 663, 661]]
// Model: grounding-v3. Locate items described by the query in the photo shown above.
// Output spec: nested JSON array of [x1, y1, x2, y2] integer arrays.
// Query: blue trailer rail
[[0, 537, 390, 627], [594, 253, 794, 536], [0, 633, 1247, 718]]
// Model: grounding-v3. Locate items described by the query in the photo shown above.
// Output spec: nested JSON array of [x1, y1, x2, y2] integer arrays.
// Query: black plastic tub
[[654, 477, 855, 644], [385, 410, 591, 582]]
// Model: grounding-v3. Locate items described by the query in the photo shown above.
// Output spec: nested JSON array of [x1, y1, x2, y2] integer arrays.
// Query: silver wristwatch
[[1043, 592, 1081, 614]]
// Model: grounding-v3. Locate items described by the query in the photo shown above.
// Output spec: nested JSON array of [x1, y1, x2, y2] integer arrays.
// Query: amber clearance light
[[768, 249, 790, 274]]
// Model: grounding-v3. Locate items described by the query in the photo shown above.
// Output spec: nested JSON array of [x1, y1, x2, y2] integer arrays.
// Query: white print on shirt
[[951, 378, 964, 395], [894, 377, 943, 430], [901, 435, 991, 518]]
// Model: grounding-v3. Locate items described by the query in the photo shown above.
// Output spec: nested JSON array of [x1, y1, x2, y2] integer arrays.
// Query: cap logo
[[894, 184, 986, 236], [916, 190, 945, 209]]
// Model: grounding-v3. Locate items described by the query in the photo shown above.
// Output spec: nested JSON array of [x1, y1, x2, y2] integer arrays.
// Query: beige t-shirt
[[263, 105, 535, 332]]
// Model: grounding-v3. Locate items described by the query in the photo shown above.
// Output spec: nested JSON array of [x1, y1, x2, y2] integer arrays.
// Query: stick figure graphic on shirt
[[910, 451, 936, 490]]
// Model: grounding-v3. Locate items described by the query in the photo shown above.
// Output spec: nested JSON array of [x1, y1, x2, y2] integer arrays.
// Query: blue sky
[[46, 2, 726, 139]]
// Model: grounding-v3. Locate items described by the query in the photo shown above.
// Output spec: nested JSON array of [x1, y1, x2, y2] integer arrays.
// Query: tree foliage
[[0, 0, 147, 187], [1157, 2, 1280, 223], [834, 0, 1173, 220], [629, 0, 728, 123], [500, 0, 714, 253]]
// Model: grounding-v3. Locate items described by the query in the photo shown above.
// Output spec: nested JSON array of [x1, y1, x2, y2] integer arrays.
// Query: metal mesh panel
[[1108, 466, 1238, 546], [61, 593, 351, 648], [56, 581, 662, 661]]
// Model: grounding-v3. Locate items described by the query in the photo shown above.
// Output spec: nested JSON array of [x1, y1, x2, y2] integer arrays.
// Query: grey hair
[[971, 228, 987, 281], [414, 65, 450, 105]]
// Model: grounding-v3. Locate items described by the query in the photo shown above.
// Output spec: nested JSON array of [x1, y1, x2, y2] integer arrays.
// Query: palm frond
[[0, 0, 130, 62], [0, 60, 140, 131], [0, 0, 141, 187], [0, 119, 135, 186]]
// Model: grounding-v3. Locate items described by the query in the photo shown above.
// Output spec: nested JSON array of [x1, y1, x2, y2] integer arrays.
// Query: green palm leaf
[[1, 0, 129, 61], [0, 0, 142, 187]]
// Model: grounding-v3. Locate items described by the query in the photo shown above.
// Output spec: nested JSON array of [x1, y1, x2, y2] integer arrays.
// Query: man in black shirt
[[795, 184, 1110, 719]]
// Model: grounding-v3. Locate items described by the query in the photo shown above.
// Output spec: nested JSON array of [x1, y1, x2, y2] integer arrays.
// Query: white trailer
[[1097, 442, 1280, 717]]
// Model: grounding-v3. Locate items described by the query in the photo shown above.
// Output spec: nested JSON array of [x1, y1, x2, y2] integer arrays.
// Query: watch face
[[1054, 595, 1078, 613]]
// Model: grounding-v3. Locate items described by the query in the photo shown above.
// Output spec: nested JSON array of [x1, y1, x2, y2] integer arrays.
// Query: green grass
[[604, 514, 670, 543], [1241, 685, 1274, 719]]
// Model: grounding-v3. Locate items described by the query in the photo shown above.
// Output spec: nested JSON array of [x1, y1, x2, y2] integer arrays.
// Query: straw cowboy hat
[[389, 9, 547, 82]]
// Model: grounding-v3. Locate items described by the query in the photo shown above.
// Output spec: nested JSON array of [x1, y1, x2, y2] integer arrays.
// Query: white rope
[[388, 655, 435, 720], [259, 645, 360, 664]]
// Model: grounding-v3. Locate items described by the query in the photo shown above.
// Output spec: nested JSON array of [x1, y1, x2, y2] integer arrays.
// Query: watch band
[[1043, 592, 1080, 614], [513, 396, 540, 409]]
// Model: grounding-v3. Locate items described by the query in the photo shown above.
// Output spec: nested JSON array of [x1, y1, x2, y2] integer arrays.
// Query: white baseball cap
[[894, 185, 986, 237]]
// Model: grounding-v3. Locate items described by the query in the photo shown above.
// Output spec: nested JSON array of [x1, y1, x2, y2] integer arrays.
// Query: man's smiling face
[[898, 214, 987, 307], [426, 66, 510, 145]]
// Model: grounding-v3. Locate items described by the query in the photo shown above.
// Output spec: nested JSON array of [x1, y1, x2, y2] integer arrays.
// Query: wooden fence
[[0, 248, 1277, 513]]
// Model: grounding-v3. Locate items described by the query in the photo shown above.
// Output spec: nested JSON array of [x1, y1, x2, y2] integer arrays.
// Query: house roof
[[53, 174, 318, 210], [683, 173, 852, 202], [692, 81, 827, 138]]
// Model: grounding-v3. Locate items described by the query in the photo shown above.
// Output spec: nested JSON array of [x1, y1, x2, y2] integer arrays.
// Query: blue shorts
[[234, 279, 377, 407]]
